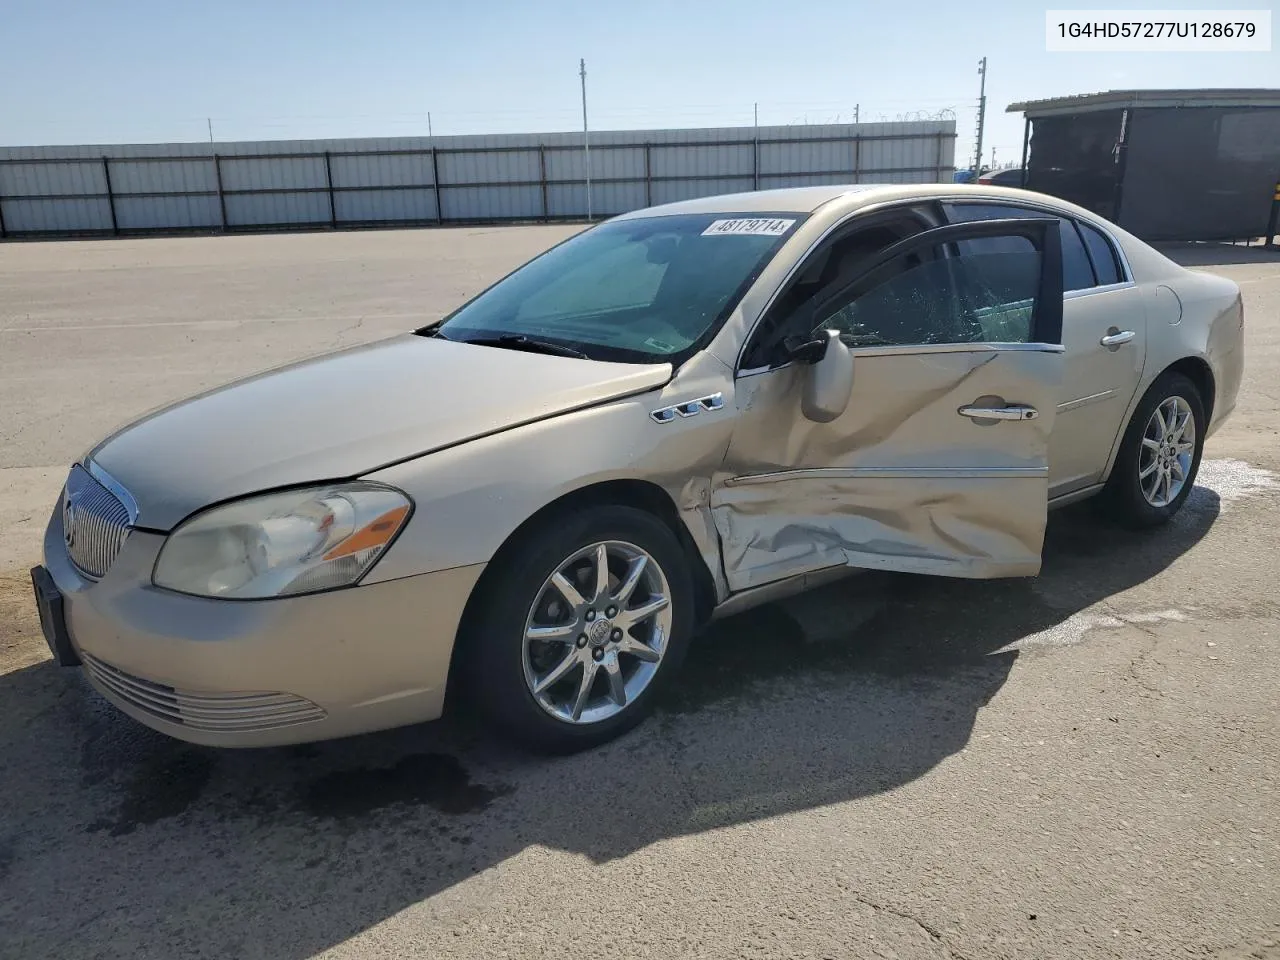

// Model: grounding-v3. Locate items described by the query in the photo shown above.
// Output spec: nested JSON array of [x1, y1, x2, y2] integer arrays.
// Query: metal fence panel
[[224, 192, 329, 227], [115, 194, 220, 230], [650, 143, 754, 178], [2, 197, 112, 232], [329, 153, 433, 189], [761, 138, 850, 175], [651, 178, 753, 205], [439, 149, 540, 185], [0, 121, 955, 237], [108, 158, 216, 194], [546, 145, 645, 182], [219, 156, 327, 191], [335, 188, 437, 222], [0, 160, 105, 197], [547, 181, 644, 218], [759, 172, 857, 189], [443, 184, 542, 220]]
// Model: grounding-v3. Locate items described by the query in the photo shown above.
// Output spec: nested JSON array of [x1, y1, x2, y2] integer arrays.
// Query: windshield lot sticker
[[701, 218, 796, 237]]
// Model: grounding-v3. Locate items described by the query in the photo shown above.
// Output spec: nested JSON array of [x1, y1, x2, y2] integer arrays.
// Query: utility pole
[[991, 146, 997, 168], [580, 58, 592, 221], [973, 56, 988, 177], [854, 104, 860, 124], [753, 102, 760, 191], [207, 118, 214, 144], [428, 112, 433, 138]]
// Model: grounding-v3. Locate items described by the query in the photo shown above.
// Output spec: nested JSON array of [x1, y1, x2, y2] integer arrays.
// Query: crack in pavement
[[1125, 627, 1169, 698], [332, 314, 368, 345], [847, 891, 973, 960]]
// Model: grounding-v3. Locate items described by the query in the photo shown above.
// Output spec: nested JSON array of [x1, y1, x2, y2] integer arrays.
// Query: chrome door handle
[[958, 404, 1039, 421], [1100, 329, 1136, 347]]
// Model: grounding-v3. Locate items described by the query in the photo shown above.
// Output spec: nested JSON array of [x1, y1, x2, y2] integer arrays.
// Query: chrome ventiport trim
[[651, 392, 725, 424]]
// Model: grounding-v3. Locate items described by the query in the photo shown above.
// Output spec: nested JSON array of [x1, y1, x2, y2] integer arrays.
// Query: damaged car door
[[712, 217, 1067, 592]]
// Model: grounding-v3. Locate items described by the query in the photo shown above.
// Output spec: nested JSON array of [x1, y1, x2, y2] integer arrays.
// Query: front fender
[[362, 359, 738, 600]]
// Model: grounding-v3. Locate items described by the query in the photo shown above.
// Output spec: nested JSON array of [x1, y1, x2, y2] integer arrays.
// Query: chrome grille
[[63, 464, 133, 580], [82, 652, 326, 733]]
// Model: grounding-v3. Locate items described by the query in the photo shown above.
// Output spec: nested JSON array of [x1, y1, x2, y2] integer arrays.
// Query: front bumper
[[42, 502, 484, 747]]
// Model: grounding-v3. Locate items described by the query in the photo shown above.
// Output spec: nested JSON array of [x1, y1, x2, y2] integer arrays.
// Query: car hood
[[90, 334, 672, 530]]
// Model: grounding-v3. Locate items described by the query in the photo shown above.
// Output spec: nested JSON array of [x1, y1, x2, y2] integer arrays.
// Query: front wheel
[[1100, 371, 1206, 528], [459, 505, 695, 753]]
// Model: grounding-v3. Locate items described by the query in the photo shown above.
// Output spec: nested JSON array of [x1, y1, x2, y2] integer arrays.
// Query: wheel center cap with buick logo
[[587, 618, 613, 647]]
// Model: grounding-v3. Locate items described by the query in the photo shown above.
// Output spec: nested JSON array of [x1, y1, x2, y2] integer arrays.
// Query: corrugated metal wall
[[0, 121, 955, 238]]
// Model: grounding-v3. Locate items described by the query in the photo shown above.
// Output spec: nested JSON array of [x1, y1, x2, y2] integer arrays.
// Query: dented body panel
[[712, 344, 1063, 590], [364, 348, 739, 601]]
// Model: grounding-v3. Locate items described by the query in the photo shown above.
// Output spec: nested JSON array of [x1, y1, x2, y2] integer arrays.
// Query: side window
[[944, 202, 1095, 293], [1078, 222, 1123, 286], [817, 237, 1042, 346], [746, 212, 931, 366]]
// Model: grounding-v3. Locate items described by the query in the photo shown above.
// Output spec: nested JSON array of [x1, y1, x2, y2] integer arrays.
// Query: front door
[[712, 218, 1067, 593]]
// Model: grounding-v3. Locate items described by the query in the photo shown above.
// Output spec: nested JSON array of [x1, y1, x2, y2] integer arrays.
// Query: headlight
[[153, 483, 411, 599]]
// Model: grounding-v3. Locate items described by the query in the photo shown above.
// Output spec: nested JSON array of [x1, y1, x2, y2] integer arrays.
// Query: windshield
[[432, 213, 804, 363]]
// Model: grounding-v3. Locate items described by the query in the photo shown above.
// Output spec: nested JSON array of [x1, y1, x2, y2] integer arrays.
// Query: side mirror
[[781, 334, 829, 365], [800, 330, 853, 423]]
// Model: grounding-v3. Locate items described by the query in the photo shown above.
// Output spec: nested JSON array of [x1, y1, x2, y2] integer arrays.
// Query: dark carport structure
[[1007, 89, 1280, 242]]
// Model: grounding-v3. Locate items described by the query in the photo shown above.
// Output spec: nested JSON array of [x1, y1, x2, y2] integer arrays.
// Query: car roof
[[609, 182, 1170, 282], [611, 184, 877, 218], [611, 182, 1069, 220]]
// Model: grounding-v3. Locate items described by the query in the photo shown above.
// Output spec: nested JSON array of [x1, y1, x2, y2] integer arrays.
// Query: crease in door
[[714, 474, 1047, 591], [713, 351, 1049, 592], [733, 352, 1002, 476]]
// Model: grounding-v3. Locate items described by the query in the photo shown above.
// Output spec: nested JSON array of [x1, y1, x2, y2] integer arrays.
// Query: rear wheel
[[1100, 372, 1205, 528], [459, 504, 694, 753]]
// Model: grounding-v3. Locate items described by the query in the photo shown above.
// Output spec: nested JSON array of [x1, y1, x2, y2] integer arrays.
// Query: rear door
[[712, 218, 1066, 592], [944, 202, 1147, 496]]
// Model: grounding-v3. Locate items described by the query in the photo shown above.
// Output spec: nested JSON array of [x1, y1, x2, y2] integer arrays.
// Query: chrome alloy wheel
[[522, 540, 672, 724], [1139, 395, 1196, 508]]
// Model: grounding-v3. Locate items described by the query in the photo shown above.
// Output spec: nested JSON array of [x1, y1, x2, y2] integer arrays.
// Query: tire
[[458, 504, 695, 754], [1099, 371, 1206, 528]]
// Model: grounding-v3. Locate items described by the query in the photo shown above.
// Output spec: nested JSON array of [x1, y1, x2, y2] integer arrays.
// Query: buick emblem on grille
[[63, 494, 77, 549]]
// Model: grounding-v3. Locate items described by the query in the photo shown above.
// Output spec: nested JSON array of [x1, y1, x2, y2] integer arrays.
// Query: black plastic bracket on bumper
[[30, 566, 81, 667]]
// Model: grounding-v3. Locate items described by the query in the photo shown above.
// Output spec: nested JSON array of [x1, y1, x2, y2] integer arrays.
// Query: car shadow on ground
[[1156, 241, 1280, 267], [0, 486, 1220, 959]]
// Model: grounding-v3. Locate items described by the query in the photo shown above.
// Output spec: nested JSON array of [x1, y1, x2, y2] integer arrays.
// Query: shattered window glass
[[817, 242, 1042, 346]]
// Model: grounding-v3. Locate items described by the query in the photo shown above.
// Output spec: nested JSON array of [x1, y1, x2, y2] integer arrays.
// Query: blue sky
[[1, 0, 1276, 166]]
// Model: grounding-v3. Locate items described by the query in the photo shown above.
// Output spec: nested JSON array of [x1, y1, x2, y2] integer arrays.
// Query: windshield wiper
[[459, 334, 588, 360]]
